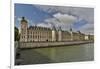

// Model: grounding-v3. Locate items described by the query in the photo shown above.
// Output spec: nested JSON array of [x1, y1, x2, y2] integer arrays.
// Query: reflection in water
[[16, 43, 94, 65]]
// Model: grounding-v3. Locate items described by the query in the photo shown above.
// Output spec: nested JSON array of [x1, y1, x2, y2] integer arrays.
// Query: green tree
[[15, 26, 20, 41]]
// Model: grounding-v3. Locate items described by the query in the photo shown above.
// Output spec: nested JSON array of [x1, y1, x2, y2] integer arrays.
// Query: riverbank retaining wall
[[15, 41, 93, 49]]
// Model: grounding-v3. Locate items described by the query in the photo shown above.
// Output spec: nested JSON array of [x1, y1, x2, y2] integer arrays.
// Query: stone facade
[[20, 17, 93, 42]]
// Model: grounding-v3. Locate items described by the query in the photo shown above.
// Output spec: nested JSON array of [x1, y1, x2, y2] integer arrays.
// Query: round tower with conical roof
[[58, 26, 62, 41], [52, 25, 56, 41]]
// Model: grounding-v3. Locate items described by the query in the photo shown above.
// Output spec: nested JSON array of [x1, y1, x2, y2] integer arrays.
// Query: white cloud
[[17, 17, 22, 21], [45, 18, 59, 24], [37, 23, 52, 28], [53, 13, 77, 24]]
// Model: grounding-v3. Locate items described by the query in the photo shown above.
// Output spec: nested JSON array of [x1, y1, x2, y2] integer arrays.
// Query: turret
[[70, 28, 73, 41], [20, 17, 28, 42], [52, 25, 56, 41], [58, 26, 62, 41]]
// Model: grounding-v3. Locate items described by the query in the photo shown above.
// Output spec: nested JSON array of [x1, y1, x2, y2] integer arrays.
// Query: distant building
[[19, 17, 93, 42], [88, 35, 94, 40]]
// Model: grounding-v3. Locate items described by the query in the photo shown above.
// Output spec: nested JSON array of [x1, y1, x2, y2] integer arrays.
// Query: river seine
[[16, 43, 94, 65]]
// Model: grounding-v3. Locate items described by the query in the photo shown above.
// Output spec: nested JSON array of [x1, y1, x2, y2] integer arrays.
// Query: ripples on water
[[16, 43, 94, 65]]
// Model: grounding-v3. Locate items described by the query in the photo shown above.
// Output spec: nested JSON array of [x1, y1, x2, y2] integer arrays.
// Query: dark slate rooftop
[[28, 26, 52, 31]]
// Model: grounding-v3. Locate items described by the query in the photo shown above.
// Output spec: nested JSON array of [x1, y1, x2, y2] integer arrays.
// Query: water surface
[[16, 43, 94, 65]]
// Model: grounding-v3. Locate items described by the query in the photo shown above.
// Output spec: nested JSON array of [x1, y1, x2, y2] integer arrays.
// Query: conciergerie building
[[20, 17, 93, 42]]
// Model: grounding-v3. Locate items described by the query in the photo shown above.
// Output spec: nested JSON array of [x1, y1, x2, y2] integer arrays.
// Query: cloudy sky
[[15, 3, 94, 35]]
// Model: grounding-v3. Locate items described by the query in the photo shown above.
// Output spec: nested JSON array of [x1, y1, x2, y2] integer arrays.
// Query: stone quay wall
[[15, 41, 93, 49]]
